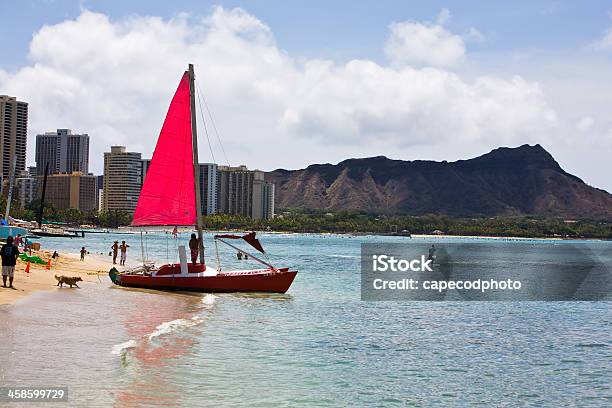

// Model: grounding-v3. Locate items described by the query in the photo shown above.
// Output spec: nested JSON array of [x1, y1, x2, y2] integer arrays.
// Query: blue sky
[[3, 0, 611, 68], [1, 1, 611, 191]]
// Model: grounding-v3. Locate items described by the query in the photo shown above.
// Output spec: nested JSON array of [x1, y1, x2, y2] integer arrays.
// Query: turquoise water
[[0, 233, 610, 407]]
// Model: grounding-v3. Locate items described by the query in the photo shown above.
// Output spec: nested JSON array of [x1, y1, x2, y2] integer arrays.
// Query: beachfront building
[[36, 172, 97, 212], [0, 95, 28, 193], [35, 129, 89, 175], [218, 165, 254, 217], [141, 158, 151, 185], [102, 146, 142, 213], [252, 174, 275, 220], [262, 181, 275, 220], [16, 169, 36, 210], [96, 175, 104, 212], [199, 163, 218, 216], [217, 165, 275, 220]]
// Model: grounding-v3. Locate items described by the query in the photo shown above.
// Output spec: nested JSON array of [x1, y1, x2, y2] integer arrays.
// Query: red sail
[[214, 232, 266, 253], [132, 72, 196, 226]]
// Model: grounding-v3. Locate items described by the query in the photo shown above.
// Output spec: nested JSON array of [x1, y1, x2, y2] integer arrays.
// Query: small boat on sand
[[109, 65, 297, 294]]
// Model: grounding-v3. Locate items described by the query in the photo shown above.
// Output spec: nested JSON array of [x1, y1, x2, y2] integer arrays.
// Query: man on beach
[[119, 241, 129, 266], [1, 236, 20, 289], [111, 241, 119, 264]]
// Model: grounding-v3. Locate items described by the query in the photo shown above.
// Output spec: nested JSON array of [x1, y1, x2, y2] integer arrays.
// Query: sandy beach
[[0, 249, 114, 305]]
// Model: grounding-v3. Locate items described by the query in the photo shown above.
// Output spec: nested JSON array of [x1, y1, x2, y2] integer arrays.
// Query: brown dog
[[54, 275, 83, 288]]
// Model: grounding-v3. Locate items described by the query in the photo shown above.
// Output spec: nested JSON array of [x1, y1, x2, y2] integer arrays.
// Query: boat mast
[[37, 162, 49, 228], [188, 64, 205, 264], [4, 156, 17, 224]]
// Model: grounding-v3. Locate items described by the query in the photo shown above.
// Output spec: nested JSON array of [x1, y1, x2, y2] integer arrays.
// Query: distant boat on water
[[109, 64, 297, 294]]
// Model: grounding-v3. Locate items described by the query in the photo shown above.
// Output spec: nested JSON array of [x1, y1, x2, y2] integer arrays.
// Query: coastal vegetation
[[5, 196, 610, 239], [202, 209, 612, 239]]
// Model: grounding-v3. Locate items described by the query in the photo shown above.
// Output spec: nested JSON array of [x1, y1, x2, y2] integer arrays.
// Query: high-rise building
[[218, 165, 254, 217], [102, 146, 142, 213], [0, 95, 28, 191], [199, 163, 218, 215], [36, 172, 97, 212], [262, 181, 275, 220], [35, 129, 89, 175], [141, 159, 151, 185], [252, 172, 275, 220], [16, 169, 36, 210], [96, 175, 104, 212], [217, 165, 275, 219]]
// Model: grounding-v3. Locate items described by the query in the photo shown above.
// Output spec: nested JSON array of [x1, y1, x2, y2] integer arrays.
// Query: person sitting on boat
[[237, 252, 243, 260], [189, 233, 199, 264], [244, 254, 248, 260]]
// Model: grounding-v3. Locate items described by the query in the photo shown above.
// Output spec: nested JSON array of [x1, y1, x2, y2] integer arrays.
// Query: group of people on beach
[[110, 241, 130, 265]]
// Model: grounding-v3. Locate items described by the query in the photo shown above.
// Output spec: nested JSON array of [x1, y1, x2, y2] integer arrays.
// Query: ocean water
[[0, 232, 610, 407]]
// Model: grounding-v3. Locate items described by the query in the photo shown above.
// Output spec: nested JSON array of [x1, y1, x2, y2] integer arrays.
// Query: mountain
[[265, 144, 612, 219]]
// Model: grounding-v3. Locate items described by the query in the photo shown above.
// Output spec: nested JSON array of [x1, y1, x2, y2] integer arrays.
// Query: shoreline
[[85, 227, 610, 241], [0, 249, 114, 306]]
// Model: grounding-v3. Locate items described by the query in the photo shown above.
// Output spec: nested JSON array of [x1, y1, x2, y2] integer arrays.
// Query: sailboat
[[109, 64, 297, 293]]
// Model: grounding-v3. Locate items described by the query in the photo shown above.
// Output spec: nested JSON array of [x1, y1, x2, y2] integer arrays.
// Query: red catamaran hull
[[110, 266, 297, 294]]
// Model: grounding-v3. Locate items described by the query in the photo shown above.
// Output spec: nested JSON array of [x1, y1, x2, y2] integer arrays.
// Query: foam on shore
[[111, 339, 138, 356]]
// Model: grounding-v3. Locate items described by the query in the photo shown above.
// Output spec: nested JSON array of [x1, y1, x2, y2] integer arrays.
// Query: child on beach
[[80, 246, 87, 261]]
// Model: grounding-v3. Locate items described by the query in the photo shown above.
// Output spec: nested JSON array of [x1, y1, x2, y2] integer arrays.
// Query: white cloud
[[465, 27, 486, 43], [590, 27, 612, 49], [576, 116, 594, 132], [384, 12, 466, 67], [437, 8, 451, 25], [0, 7, 560, 175]]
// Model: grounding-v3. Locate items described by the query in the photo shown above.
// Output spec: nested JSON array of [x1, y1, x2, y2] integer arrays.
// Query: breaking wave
[[201, 294, 217, 306], [148, 318, 202, 341], [111, 339, 138, 356]]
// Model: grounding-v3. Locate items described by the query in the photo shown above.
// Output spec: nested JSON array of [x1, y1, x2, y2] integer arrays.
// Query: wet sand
[[0, 249, 114, 305]]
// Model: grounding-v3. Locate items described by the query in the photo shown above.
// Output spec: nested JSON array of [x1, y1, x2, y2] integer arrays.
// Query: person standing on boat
[[1, 236, 20, 289], [111, 241, 119, 264], [189, 233, 199, 264], [119, 241, 130, 266]]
